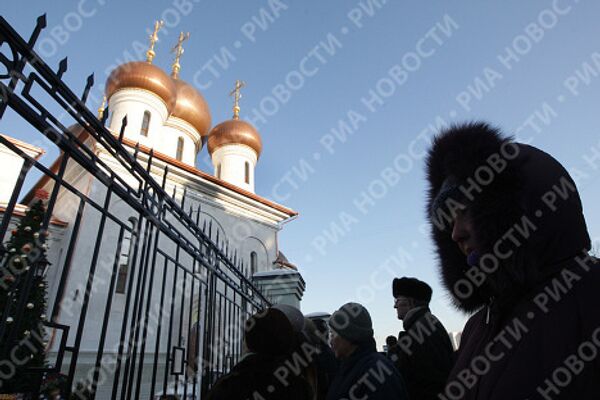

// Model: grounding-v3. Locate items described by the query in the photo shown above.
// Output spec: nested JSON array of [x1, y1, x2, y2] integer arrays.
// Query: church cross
[[230, 80, 246, 119], [171, 31, 190, 79], [145, 20, 164, 63]]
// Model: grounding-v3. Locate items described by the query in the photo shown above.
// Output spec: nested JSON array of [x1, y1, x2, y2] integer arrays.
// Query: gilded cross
[[171, 31, 190, 79], [230, 80, 246, 119], [146, 20, 164, 63]]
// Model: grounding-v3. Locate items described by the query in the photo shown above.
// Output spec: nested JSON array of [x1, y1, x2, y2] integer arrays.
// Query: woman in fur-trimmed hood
[[426, 122, 600, 399]]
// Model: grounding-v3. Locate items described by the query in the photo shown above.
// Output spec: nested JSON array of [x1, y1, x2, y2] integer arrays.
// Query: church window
[[116, 234, 132, 294], [116, 264, 128, 294], [176, 137, 184, 161], [250, 251, 258, 275], [245, 161, 250, 184], [140, 110, 151, 136]]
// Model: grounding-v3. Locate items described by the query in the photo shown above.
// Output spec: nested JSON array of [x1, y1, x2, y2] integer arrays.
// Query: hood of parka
[[425, 122, 590, 313]]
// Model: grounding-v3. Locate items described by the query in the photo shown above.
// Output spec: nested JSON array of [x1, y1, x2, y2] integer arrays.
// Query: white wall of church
[[107, 89, 168, 148]]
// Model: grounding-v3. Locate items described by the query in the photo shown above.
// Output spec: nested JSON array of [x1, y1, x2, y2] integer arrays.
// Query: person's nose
[[451, 216, 468, 244]]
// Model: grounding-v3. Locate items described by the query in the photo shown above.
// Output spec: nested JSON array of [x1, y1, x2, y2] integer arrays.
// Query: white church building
[[0, 23, 304, 398]]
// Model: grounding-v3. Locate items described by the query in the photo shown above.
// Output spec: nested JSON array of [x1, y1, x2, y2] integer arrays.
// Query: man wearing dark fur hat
[[392, 277, 454, 400], [426, 122, 600, 399]]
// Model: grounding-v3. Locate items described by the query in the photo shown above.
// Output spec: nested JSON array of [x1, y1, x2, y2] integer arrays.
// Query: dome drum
[[207, 120, 262, 157]]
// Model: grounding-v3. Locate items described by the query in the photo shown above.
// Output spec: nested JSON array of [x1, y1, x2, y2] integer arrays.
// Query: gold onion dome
[[105, 61, 177, 112], [171, 79, 212, 137], [208, 80, 262, 157], [207, 119, 262, 157]]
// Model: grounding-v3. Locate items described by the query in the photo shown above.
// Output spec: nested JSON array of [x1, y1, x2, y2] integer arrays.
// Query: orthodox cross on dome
[[146, 20, 164, 63], [171, 31, 190, 79], [230, 80, 246, 120], [97, 95, 106, 119]]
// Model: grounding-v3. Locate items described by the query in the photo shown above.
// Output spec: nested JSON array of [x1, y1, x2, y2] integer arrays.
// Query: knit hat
[[272, 303, 305, 333], [329, 302, 373, 343], [393, 277, 432, 302]]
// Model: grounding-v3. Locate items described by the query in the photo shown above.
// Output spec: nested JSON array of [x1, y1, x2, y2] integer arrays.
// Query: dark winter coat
[[395, 307, 454, 400], [426, 122, 600, 399], [314, 343, 339, 400], [326, 339, 409, 400], [205, 352, 313, 400]]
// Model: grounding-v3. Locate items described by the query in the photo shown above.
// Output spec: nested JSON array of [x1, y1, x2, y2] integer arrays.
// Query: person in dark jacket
[[326, 302, 408, 400], [392, 277, 454, 400], [385, 335, 401, 360], [304, 317, 339, 400], [426, 122, 600, 399], [206, 304, 313, 400]]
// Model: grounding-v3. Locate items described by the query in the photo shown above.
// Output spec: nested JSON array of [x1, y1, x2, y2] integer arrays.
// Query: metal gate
[[0, 15, 270, 399]]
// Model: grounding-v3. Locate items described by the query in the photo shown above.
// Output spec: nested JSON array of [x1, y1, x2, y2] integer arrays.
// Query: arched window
[[116, 264, 128, 294], [245, 161, 250, 184], [116, 234, 132, 294], [140, 110, 151, 136], [176, 137, 184, 161], [250, 251, 258, 275]]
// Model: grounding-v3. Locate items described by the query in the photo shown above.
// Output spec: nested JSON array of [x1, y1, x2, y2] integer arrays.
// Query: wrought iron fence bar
[[133, 210, 164, 400], [40, 151, 69, 233], [149, 256, 169, 398], [183, 253, 199, 396], [0, 156, 32, 246], [66, 185, 113, 392], [162, 244, 179, 396], [111, 216, 142, 400], [90, 225, 125, 400], [200, 269, 214, 397], [50, 198, 84, 321], [193, 279, 203, 396], [122, 218, 153, 400], [154, 241, 262, 307]]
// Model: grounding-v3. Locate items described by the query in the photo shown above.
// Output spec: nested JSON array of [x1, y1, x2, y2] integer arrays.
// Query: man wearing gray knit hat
[[326, 302, 408, 400]]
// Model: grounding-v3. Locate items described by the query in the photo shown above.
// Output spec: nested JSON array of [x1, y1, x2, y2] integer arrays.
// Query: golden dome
[[171, 79, 212, 137], [105, 61, 177, 111], [207, 119, 262, 157]]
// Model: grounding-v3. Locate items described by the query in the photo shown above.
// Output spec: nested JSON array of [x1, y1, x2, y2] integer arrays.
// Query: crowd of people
[[205, 122, 600, 399]]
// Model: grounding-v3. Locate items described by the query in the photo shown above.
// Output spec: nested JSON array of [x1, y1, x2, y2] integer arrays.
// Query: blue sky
[[3, 0, 600, 346]]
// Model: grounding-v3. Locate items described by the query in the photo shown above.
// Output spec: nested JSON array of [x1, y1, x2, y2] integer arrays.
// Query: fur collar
[[426, 122, 590, 313]]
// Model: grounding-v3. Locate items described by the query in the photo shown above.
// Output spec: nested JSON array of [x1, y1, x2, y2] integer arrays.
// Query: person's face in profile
[[451, 207, 481, 258], [330, 329, 356, 359], [394, 296, 413, 320]]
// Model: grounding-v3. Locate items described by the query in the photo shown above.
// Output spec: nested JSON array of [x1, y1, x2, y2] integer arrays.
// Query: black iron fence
[[0, 15, 269, 399]]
